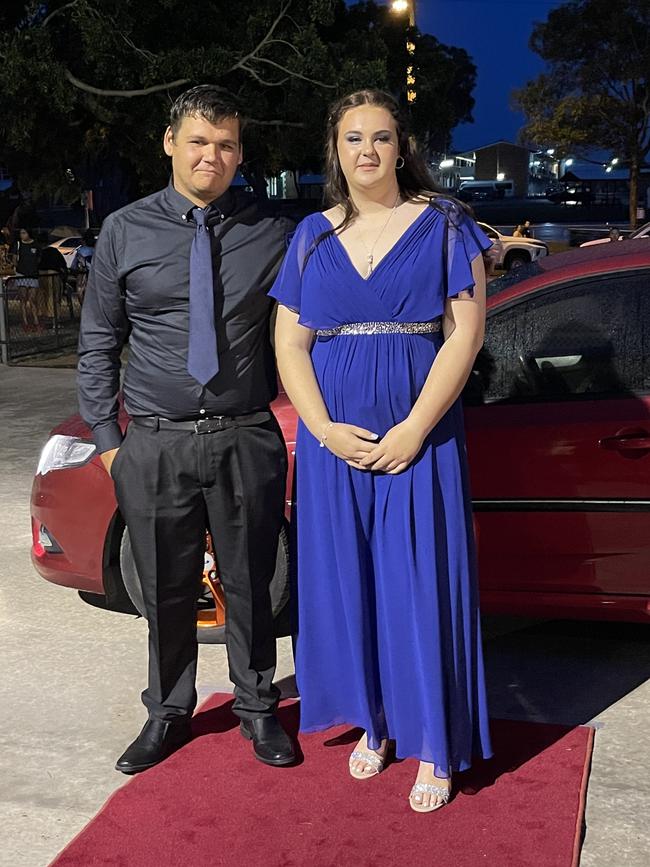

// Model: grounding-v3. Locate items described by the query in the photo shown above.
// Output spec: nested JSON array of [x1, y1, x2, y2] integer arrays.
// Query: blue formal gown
[[270, 199, 493, 776]]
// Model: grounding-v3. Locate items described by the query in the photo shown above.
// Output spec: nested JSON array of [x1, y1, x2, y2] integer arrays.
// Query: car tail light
[[36, 435, 96, 475]]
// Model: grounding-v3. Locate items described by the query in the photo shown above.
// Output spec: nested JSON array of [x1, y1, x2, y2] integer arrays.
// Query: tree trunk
[[629, 153, 639, 229]]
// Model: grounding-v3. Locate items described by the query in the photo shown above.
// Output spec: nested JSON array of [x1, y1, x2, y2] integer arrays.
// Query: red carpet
[[51, 694, 593, 867]]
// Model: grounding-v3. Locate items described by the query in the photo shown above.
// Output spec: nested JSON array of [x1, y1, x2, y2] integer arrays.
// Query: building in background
[[435, 141, 559, 197]]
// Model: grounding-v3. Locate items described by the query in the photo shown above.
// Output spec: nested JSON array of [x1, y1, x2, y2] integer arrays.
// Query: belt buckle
[[194, 416, 225, 434]]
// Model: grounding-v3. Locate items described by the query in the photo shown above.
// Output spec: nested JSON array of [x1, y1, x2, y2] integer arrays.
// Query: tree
[[514, 0, 650, 226], [377, 16, 476, 157], [0, 0, 477, 214], [339, 2, 476, 158]]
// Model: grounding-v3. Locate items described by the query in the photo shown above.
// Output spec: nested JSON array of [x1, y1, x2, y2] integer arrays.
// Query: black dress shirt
[[78, 181, 292, 453]]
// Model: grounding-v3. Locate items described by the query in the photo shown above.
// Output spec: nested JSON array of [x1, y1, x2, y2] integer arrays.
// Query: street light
[[391, 0, 417, 105], [391, 0, 415, 25]]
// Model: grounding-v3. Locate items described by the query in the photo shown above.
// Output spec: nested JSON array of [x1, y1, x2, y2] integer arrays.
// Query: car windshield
[[479, 223, 499, 239], [487, 260, 544, 298], [630, 222, 650, 239]]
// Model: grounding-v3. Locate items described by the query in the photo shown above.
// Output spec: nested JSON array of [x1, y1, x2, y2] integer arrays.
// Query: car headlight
[[37, 435, 96, 475]]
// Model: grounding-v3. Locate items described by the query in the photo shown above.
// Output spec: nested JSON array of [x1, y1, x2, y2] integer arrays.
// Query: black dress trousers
[[111, 413, 287, 722]]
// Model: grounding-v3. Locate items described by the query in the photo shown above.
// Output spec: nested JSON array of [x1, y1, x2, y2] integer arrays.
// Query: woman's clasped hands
[[321, 418, 427, 474]]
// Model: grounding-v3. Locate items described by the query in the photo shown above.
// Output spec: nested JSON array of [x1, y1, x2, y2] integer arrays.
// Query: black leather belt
[[132, 410, 271, 434]]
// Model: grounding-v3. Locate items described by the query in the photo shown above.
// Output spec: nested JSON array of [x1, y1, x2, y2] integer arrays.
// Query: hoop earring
[[395, 156, 405, 170]]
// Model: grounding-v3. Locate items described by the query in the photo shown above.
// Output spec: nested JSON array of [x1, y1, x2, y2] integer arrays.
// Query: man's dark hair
[[169, 85, 245, 139]]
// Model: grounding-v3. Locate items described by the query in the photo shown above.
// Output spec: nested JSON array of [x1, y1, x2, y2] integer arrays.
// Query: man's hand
[[100, 447, 120, 476], [358, 419, 427, 474]]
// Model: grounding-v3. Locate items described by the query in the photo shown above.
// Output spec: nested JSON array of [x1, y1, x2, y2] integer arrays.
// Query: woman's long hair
[[323, 89, 445, 234], [303, 88, 475, 268]]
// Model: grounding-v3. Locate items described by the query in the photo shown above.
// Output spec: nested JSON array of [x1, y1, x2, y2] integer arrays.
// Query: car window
[[480, 224, 500, 241], [486, 261, 543, 297], [463, 270, 650, 405]]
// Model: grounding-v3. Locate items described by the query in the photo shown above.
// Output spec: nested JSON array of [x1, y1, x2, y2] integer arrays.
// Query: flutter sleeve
[[441, 200, 492, 299], [268, 218, 313, 314]]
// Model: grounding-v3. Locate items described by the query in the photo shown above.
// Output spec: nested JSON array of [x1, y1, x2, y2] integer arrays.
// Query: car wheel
[[119, 521, 291, 645], [505, 251, 530, 270]]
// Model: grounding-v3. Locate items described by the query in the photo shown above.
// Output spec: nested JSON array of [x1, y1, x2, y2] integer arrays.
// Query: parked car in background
[[547, 187, 593, 206], [478, 222, 549, 270], [30, 241, 650, 634], [580, 221, 650, 248], [47, 231, 99, 268], [458, 179, 514, 201]]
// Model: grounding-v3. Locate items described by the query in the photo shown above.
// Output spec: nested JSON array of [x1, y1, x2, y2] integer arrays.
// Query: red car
[[31, 240, 650, 637]]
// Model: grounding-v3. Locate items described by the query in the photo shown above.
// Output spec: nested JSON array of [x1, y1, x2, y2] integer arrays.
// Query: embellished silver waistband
[[315, 320, 441, 337]]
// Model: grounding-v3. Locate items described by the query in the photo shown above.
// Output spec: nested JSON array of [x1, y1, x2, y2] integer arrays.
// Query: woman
[[271, 90, 492, 813], [12, 227, 41, 330]]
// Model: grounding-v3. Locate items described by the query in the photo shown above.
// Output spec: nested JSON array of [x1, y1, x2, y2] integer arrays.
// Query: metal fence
[[0, 272, 81, 364]]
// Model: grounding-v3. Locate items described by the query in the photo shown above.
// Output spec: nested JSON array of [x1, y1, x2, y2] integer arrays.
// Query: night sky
[[409, 0, 566, 151]]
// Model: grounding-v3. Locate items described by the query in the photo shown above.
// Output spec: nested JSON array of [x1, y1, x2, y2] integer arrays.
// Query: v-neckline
[[318, 205, 433, 282]]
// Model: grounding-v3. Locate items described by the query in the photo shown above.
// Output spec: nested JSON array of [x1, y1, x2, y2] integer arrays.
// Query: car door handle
[[599, 435, 650, 451]]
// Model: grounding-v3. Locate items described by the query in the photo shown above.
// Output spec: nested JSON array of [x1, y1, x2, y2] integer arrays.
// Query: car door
[[464, 268, 650, 598]]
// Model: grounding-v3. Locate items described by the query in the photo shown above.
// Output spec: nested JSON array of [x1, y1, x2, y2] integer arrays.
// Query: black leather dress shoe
[[115, 718, 192, 774], [240, 715, 295, 766]]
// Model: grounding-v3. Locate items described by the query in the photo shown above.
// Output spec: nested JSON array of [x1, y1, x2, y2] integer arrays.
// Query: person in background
[[38, 232, 72, 320], [521, 220, 532, 238], [12, 227, 41, 330], [0, 227, 13, 275], [70, 229, 96, 304], [608, 226, 621, 242], [511, 224, 524, 238]]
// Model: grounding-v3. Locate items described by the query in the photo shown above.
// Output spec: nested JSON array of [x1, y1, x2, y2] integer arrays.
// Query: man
[[78, 85, 294, 773], [38, 233, 72, 320], [70, 228, 96, 305]]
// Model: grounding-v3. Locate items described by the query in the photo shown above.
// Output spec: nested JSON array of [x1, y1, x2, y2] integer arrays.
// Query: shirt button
[[199, 408, 206, 415], [181, 214, 187, 221]]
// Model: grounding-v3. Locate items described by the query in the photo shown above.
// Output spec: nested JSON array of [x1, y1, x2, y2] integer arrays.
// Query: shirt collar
[[163, 178, 236, 223]]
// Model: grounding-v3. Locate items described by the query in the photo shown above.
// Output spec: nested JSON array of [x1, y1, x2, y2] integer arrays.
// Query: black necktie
[[187, 207, 219, 385]]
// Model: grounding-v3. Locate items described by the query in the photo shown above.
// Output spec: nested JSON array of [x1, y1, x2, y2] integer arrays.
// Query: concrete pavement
[[0, 364, 647, 866]]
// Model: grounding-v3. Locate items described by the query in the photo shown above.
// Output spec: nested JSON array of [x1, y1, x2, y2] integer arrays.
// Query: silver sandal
[[409, 781, 451, 813], [349, 747, 385, 780]]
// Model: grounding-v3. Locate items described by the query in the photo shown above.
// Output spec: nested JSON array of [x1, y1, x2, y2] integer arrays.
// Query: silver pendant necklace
[[355, 192, 402, 277]]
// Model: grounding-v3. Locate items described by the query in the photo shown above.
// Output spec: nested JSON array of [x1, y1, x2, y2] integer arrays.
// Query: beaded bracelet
[[319, 421, 334, 448]]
